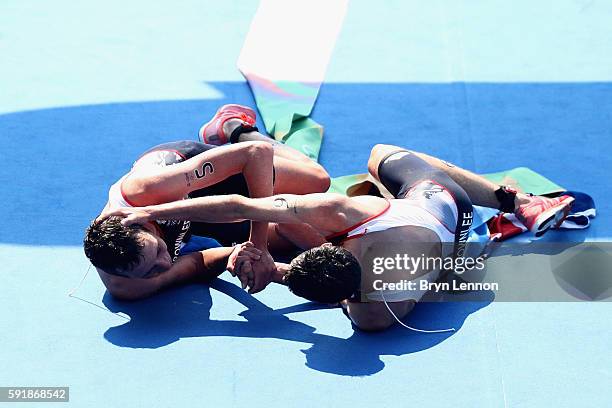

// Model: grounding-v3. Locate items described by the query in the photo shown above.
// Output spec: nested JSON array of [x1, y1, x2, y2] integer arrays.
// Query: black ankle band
[[229, 124, 259, 144], [495, 185, 517, 213]]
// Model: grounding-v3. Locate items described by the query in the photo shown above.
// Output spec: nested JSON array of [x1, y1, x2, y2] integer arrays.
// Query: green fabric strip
[[329, 167, 565, 197], [481, 167, 564, 196]]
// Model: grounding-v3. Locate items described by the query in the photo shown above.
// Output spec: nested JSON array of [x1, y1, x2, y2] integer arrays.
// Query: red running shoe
[[515, 195, 575, 237], [199, 104, 257, 145]]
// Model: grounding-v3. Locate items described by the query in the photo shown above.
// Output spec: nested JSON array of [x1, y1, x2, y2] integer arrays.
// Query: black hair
[[285, 245, 361, 303], [83, 216, 146, 276]]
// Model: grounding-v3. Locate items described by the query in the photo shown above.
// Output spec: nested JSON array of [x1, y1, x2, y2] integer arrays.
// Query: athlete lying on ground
[[83, 104, 328, 299], [105, 143, 574, 330]]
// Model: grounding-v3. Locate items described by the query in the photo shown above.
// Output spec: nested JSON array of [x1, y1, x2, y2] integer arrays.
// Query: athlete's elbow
[[246, 141, 273, 162], [121, 177, 150, 203]]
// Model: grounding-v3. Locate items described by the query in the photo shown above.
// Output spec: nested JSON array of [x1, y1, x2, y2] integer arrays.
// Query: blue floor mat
[[1, 81, 610, 407], [1, 0, 611, 406]]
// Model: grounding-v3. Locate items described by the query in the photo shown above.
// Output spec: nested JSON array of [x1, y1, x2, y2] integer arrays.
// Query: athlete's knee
[[368, 144, 392, 178], [370, 144, 396, 163], [368, 144, 409, 179], [312, 163, 331, 191], [302, 162, 330, 192], [370, 143, 401, 156]]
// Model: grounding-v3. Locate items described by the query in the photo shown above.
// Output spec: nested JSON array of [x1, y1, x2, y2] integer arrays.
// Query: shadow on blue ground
[[101, 240, 593, 376], [102, 279, 493, 376], [3, 81, 607, 375], [1, 81, 610, 246]]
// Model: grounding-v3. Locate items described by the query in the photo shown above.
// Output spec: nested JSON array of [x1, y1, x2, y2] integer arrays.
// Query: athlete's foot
[[514, 195, 574, 237], [198, 104, 256, 145]]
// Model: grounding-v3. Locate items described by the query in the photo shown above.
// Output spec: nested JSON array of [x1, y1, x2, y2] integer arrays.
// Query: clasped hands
[[226, 242, 277, 294]]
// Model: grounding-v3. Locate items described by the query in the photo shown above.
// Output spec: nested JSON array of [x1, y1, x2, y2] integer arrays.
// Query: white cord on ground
[[68, 265, 130, 321], [68, 265, 91, 297]]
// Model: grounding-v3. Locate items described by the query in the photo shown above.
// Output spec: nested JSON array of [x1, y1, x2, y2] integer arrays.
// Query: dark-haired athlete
[[84, 104, 329, 299], [106, 144, 573, 330]]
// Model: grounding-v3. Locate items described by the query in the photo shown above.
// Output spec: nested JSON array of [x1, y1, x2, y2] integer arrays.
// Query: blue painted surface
[[1, 0, 611, 407], [2, 82, 610, 246]]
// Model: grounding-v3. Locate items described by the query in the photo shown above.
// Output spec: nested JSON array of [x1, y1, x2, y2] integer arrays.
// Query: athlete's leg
[[226, 119, 330, 194], [368, 144, 530, 209], [368, 144, 574, 236], [371, 146, 474, 263]]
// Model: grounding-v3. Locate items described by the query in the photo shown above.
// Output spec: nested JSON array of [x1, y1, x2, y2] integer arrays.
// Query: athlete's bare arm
[[122, 142, 273, 205], [107, 193, 387, 237], [98, 245, 260, 300], [118, 141, 273, 251]]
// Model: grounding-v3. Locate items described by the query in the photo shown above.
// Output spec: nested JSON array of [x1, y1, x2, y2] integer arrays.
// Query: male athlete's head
[[284, 244, 361, 303], [83, 216, 172, 278]]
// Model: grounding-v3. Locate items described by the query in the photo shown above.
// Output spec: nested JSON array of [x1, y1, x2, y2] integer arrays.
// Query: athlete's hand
[[103, 207, 154, 226], [227, 242, 262, 281], [247, 250, 277, 294]]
